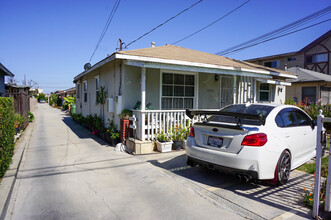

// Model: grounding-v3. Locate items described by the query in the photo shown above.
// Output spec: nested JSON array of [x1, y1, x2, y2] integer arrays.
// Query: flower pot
[[156, 141, 173, 153], [173, 140, 182, 150]]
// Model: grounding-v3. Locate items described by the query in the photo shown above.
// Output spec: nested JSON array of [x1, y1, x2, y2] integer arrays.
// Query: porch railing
[[132, 110, 193, 141], [132, 109, 219, 141]]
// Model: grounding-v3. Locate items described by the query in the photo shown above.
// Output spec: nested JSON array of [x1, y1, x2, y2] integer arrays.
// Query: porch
[[122, 50, 292, 141]]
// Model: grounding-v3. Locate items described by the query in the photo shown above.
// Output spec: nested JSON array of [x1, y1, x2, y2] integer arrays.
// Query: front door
[[220, 76, 234, 108]]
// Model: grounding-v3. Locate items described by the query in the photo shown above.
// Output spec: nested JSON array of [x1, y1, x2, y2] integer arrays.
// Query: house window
[[95, 76, 100, 104], [306, 53, 328, 64], [76, 83, 81, 99], [287, 57, 296, 61], [83, 80, 87, 103], [161, 73, 195, 110], [302, 87, 316, 104], [259, 83, 270, 102], [264, 60, 280, 68]]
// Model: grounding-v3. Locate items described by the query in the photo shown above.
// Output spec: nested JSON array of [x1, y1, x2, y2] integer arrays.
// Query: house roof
[[0, 63, 14, 77], [117, 45, 296, 75], [5, 83, 30, 89], [74, 45, 296, 82], [286, 67, 331, 83], [245, 51, 298, 62]]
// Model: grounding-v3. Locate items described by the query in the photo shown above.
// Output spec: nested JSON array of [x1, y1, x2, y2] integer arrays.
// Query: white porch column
[[141, 67, 146, 141], [233, 76, 237, 104]]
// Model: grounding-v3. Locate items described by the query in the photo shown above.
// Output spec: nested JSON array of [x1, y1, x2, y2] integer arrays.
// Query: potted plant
[[155, 131, 172, 153], [106, 119, 121, 146], [120, 109, 132, 119], [171, 126, 184, 150]]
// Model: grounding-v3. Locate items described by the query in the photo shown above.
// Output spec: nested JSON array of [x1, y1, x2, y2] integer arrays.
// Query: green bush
[[28, 111, 34, 122], [63, 96, 75, 111], [106, 119, 119, 139], [0, 97, 15, 178], [37, 93, 46, 102]]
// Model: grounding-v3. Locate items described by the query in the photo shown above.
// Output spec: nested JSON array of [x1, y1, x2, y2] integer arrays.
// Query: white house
[[73, 45, 296, 141]]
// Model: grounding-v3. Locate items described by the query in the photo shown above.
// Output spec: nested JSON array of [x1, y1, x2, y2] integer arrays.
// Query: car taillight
[[189, 126, 195, 137], [241, 133, 267, 146]]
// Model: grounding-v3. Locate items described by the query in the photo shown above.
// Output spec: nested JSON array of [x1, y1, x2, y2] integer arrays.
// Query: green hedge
[[0, 97, 15, 178]]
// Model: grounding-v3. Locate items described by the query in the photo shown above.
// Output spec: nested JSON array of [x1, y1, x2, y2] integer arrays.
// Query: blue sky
[[0, 0, 330, 93]]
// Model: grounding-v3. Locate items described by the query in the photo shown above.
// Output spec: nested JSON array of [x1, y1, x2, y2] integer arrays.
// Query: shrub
[[302, 180, 327, 208], [37, 93, 46, 102], [63, 96, 75, 111], [28, 111, 34, 122], [0, 97, 15, 178], [156, 130, 171, 142], [106, 119, 119, 139]]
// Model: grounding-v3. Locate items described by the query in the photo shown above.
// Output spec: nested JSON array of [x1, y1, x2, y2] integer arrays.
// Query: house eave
[[73, 54, 116, 83], [124, 60, 273, 79], [117, 54, 296, 79], [73, 52, 297, 83], [256, 78, 292, 86]]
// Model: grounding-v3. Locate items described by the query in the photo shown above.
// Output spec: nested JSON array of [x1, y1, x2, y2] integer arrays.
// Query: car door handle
[[303, 131, 307, 135]]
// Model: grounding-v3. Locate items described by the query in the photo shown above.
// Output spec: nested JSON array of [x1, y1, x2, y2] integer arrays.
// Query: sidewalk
[[136, 150, 314, 220]]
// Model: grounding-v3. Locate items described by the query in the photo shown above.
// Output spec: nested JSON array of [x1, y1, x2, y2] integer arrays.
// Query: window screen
[[162, 73, 195, 110]]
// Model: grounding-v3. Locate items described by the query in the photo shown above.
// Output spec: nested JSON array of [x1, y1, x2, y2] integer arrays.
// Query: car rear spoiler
[[185, 109, 266, 126]]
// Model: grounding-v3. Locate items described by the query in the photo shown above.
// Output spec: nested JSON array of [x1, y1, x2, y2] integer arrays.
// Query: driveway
[[136, 151, 314, 220], [3, 104, 243, 220]]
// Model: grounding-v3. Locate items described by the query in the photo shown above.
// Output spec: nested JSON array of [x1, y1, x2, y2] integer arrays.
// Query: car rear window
[[208, 104, 275, 125]]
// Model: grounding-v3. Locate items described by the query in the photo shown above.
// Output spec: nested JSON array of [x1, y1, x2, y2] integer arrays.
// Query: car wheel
[[277, 150, 291, 186]]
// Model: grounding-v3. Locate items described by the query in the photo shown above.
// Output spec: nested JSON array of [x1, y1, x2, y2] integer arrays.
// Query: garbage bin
[[71, 104, 76, 114]]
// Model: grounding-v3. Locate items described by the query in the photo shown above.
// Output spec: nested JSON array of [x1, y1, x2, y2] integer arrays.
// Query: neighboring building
[[286, 67, 331, 105], [0, 63, 14, 97], [64, 87, 76, 97], [5, 83, 30, 128], [73, 44, 296, 141], [246, 30, 331, 75]]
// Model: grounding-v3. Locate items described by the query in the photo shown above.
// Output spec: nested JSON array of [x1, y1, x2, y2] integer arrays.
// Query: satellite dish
[[84, 63, 91, 70]]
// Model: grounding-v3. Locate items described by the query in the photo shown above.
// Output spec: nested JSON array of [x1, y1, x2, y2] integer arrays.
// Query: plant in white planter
[[156, 131, 172, 153]]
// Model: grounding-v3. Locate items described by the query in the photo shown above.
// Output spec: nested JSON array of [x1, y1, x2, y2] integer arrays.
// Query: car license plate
[[207, 136, 223, 148]]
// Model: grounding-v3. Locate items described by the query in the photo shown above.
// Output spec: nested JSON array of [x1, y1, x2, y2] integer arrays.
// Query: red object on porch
[[120, 119, 130, 142]]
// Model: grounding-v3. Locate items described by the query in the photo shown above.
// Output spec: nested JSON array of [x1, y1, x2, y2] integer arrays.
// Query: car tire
[[276, 150, 291, 186]]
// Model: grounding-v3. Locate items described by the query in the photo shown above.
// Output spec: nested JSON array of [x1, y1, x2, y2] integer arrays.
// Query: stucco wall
[[75, 60, 122, 128], [198, 73, 220, 109], [122, 67, 161, 110], [305, 36, 331, 75], [0, 73, 4, 97], [286, 82, 323, 103], [249, 34, 331, 74], [146, 68, 160, 109], [273, 85, 286, 104], [123, 65, 141, 110]]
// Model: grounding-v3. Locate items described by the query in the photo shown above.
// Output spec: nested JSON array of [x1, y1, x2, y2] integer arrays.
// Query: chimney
[[151, 42, 156, 48], [284, 64, 287, 71]]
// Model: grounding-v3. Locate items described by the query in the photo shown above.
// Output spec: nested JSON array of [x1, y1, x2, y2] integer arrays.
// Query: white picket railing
[[132, 109, 220, 141], [132, 110, 192, 141]]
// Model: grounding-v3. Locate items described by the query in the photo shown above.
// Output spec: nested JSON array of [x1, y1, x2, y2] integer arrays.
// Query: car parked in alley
[[186, 104, 317, 185]]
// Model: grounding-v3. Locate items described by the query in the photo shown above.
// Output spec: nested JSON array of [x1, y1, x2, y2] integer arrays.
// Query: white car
[[186, 104, 317, 185]]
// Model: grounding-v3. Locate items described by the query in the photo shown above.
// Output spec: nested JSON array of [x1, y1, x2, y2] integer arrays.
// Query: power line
[[219, 18, 331, 56], [217, 5, 331, 55], [172, 0, 250, 45], [125, 0, 203, 48], [89, 0, 121, 63]]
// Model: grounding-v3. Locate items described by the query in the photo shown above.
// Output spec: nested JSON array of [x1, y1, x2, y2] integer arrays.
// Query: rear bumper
[[187, 156, 259, 179], [186, 137, 279, 180]]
